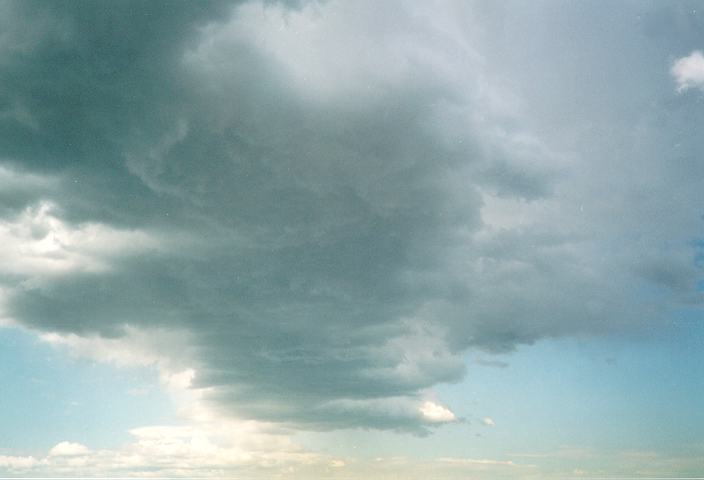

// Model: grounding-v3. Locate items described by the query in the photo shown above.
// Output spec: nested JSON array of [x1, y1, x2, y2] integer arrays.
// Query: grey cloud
[[1, 0, 702, 432], [475, 358, 509, 369], [0, 164, 57, 216]]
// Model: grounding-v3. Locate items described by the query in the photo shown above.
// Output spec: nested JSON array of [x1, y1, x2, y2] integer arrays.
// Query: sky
[[0, 0, 703, 478]]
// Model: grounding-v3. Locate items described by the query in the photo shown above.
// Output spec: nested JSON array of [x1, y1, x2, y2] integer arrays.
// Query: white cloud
[[672, 50, 704, 92], [0, 455, 41, 470], [0, 200, 158, 277], [49, 441, 90, 457], [330, 455, 539, 479], [437, 457, 522, 467], [38, 325, 193, 372], [2, 439, 545, 479], [419, 401, 456, 423], [0, 420, 325, 478], [482, 417, 496, 427]]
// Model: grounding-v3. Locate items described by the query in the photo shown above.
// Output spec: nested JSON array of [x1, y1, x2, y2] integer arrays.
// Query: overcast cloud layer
[[1, 0, 703, 433]]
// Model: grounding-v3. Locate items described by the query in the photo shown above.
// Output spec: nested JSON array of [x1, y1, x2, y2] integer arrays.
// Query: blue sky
[[0, 0, 703, 478], [0, 327, 172, 454]]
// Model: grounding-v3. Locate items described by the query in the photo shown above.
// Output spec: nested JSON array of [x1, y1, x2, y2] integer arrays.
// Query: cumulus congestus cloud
[[1, 0, 701, 432]]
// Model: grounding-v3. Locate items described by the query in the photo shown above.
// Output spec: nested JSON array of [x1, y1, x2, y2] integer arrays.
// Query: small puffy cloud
[[419, 401, 456, 423], [482, 417, 496, 427], [672, 50, 704, 92], [48, 441, 90, 457]]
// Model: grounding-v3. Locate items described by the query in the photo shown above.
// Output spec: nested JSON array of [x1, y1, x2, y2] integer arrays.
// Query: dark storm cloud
[[0, 0, 235, 227], [1, 0, 702, 431]]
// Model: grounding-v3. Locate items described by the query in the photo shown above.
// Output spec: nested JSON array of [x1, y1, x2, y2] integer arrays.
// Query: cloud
[[437, 457, 523, 467], [0, 164, 56, 216], [506, 446, 704, 479], [48, 441, 90, 457], [482, 417, 496, 427], [0, 433, 543, 480], [4, 440, 702, 480], [0, 201, 159, 277], [419, 401, 457, 423], [0, 424, 327, 478], [475, 358, 509, 369], [0, 455, 40, 470], [672, 50, 704, 92], [0, 0, 702, 435], [38, 325, 193, 372]]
